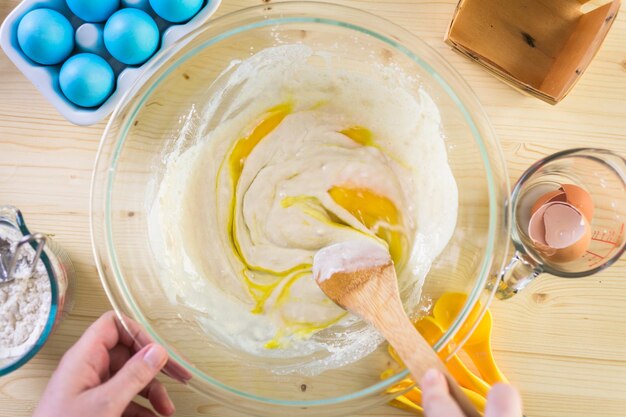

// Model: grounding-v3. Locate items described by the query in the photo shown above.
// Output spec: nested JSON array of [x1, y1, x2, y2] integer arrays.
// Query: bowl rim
[[91, 0, 509, 409]]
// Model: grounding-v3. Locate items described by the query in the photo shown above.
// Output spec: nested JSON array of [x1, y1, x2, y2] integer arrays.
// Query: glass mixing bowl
[[90, 2, 510, 416]]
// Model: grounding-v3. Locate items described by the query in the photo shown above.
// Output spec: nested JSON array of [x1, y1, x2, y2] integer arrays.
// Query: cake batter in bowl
[[91, 3, 510, 416]]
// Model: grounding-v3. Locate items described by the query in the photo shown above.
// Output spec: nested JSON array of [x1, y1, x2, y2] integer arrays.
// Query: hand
[[421, 369, 522, 417], [33, 311, 175, 417]]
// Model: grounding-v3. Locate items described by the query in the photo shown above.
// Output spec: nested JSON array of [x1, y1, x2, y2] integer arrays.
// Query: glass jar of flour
[[0, 205, 75, 375]]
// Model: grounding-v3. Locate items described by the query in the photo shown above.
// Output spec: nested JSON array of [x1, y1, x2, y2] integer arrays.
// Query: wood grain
[[1, 1, 625, 417]]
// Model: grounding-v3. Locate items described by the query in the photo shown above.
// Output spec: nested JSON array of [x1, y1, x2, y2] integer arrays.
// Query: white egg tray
[[0, 0, 221, 125]]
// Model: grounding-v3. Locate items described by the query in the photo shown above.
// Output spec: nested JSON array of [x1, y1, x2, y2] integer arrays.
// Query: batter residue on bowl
[[149, 45, 458, 374]]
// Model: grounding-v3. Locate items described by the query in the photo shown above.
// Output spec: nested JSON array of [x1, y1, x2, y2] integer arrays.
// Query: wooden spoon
[[313, 241, 481, 417]]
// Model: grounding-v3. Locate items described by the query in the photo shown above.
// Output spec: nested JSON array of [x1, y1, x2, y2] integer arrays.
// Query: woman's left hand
[[33, 311, 175, 417]]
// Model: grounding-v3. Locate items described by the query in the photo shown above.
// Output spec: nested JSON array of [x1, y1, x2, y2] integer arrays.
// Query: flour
[[0, 224, 51, 367]]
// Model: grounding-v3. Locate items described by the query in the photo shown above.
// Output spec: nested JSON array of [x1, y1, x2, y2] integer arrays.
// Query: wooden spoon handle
[[373, 304, 482, 417]]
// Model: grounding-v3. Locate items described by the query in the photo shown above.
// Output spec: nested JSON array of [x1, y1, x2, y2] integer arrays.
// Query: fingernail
[[422, 368, 442, 385], [143, 344, 167, 370]]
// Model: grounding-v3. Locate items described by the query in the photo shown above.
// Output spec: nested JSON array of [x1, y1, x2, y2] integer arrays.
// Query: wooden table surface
[[1, 1, 625, 416]]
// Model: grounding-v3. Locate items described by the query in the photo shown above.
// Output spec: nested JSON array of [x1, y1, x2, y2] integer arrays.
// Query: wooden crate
[[445, 0, 621, 104]]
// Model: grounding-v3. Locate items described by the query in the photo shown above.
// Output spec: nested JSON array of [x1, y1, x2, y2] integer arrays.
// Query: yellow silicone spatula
[[383, 374, 487, 413], [415, 316, 492, 396], [433, 293, 509, 384]]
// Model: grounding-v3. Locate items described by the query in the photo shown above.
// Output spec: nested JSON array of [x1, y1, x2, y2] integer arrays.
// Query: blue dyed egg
[[66, 0, 119, 23], [149, 0, 203, 23], [103, 9, 159, 65], [59, 53, 115, 107], [17, 8, 74, 65]]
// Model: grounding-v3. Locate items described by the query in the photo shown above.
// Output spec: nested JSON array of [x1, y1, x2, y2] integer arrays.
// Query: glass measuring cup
[[498, 148, 626, 299], [0, 205, 75, 375]]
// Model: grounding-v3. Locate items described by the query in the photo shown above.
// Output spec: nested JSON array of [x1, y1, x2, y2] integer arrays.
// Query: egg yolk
[[328, 186, 404, 265], [229, 103, 292, 184], [340, 126, 374, 146]]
